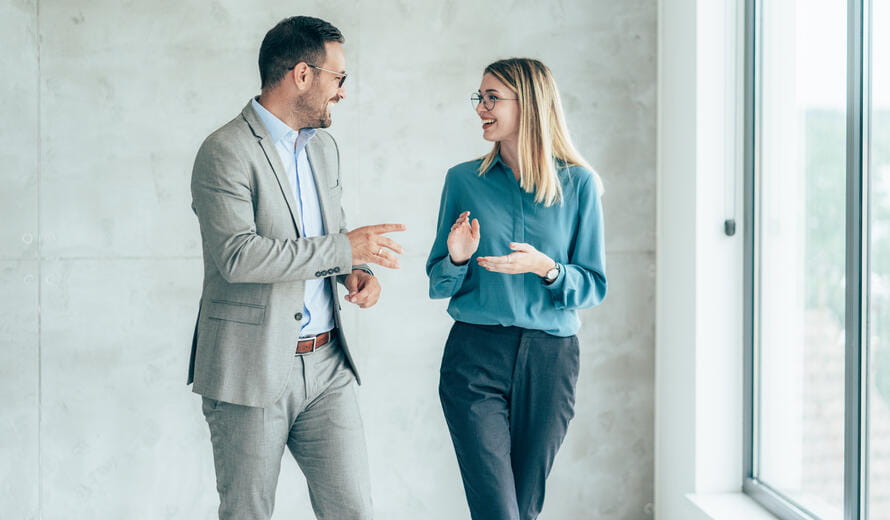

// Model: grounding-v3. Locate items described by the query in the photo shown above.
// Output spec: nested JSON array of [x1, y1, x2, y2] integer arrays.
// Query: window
[[867, 1, 890, 516], [744, 0, 879, 518]]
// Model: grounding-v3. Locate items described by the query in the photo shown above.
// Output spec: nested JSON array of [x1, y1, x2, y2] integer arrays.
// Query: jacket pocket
[[206, 299, 266, 325]]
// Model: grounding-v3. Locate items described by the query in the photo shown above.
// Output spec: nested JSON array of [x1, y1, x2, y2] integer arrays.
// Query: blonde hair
[[478, 58, 601, 206]]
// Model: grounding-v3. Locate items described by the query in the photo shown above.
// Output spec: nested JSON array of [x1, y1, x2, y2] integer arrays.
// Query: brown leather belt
[[296, 329, 336, 355]]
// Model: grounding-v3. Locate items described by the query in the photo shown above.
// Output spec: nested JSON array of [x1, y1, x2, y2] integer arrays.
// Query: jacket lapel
[[240, 102, 304, 236], [305, 136, 337, 233]]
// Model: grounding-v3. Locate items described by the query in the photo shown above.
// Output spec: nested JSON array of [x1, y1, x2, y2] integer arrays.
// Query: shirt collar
[[251, 97, 318, 150], [486, 153, 566, 175], [487, 152, 513, 177]]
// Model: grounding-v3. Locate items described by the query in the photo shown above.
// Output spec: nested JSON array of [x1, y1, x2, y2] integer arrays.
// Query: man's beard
[[295, 94, 332, 129], [316, 106, 332, 128]]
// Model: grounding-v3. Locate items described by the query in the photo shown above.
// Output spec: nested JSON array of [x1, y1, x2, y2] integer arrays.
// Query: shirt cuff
[[441, 256, 470, 278]]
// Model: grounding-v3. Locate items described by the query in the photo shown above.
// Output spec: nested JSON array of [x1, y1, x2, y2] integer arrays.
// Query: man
[[188, 16, 403, 519]]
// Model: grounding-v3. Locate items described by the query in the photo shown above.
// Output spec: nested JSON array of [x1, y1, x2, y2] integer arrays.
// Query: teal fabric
[[426, 156, 607, 337]]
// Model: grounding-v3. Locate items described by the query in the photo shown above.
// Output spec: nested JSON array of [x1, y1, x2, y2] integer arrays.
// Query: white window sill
[[687, 493, 780, 520]]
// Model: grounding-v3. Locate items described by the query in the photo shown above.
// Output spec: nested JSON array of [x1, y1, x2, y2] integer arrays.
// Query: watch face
[[546, 267, 559, 280]]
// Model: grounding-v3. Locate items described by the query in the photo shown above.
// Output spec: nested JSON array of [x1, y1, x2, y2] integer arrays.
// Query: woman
[[426, 58, 607, 520]]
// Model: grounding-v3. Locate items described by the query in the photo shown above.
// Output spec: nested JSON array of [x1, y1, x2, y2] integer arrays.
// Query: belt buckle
[[296, 334, 319, 355]]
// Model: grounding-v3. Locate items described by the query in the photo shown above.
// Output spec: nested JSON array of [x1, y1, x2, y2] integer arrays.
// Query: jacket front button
[[294, 312, 303, 321]]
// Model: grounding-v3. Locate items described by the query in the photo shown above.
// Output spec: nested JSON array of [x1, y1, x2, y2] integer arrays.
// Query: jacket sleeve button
[[334, 267, 340, 273]]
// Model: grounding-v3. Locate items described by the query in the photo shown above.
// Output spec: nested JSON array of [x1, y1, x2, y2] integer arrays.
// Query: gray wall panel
[[0, 1, 40, 517], [0, 0, 39, 260], [39, 259, 205, 518], [2, 1, 656, 517], [0, 261, 40, 519]]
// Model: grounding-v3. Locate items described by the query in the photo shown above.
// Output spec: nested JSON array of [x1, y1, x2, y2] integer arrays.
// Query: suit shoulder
[[197, 114, 253, 157], [192, 116, 254, 181]]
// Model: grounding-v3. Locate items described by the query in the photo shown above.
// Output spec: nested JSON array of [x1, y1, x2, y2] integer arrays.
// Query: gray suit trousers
[[202, 338, 372, 519]]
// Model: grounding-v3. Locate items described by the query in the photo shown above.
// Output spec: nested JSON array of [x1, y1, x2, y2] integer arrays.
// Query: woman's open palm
[[447, 211, 480, 264]]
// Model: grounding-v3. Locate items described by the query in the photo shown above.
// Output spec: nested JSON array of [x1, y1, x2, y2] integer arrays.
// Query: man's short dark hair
[[258, 16, 344, 89]]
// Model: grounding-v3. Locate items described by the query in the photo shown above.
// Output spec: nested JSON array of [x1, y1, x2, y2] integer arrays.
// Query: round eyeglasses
[[470, 92, 519, 111], [309, 64, 347, 88], [288, 63, 348, 88]]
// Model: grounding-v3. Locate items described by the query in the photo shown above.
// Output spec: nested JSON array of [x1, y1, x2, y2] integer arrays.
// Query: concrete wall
[[0, 1, 656, 518]]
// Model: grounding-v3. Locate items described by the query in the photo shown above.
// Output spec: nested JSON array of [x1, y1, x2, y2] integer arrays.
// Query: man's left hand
[[344, 270, 381, 308]]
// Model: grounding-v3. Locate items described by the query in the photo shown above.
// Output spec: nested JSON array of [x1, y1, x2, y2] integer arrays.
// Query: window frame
[[742, 0, 872, 519]]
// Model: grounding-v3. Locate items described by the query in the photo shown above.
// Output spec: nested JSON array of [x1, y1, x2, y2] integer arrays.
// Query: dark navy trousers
[[439, 321, 580, 520]]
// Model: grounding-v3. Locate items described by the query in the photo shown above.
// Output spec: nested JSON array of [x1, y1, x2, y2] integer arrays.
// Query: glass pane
[[868, 0, 890, 517], [755, 1, 846, 518]]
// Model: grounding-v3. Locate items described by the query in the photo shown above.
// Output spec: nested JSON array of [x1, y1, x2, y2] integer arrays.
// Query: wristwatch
[[543, 262, 561, 284]]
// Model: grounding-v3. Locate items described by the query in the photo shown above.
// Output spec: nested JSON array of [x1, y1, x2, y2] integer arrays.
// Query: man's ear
[[290, 62, 313, 91]]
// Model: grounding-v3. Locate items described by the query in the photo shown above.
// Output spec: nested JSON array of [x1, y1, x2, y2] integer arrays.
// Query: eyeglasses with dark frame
[[288, 63, 348, 88], [470, 92, 519, 111]]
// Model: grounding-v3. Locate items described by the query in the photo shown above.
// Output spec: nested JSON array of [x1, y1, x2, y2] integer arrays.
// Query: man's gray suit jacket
[[189, 100, 364, 408]]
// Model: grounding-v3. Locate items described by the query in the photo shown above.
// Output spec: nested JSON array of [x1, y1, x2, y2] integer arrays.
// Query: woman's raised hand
[[446, 211, 480, 265]]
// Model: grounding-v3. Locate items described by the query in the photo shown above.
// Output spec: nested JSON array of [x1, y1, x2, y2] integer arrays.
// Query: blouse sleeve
[[426, 170, 469, 299], [543, 172, 607, 309]]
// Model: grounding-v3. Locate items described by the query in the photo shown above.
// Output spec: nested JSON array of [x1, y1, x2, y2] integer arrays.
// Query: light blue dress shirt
[[426, 156, 607, 337], [251, 98, 335, 336]]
